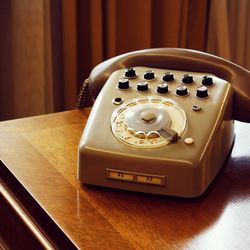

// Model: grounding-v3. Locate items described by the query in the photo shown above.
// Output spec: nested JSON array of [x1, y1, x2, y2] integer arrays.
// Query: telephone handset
[[77, 48, 250, 197]]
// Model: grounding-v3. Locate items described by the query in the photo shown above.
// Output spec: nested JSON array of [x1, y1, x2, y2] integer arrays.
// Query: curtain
[[61, 0, 209, 109], [207, 0, 250, 70], [0, 0, 209, 120], [0, 0, 55, 120], [0, 1, 12, 120]]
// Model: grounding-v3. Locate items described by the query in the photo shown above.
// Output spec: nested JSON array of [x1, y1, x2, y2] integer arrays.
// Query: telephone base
[[78, 121, 234, 198], [78, 66, 234, 197]]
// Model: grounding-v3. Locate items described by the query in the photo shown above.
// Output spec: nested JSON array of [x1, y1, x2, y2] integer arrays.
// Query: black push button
[[162, 72, 174, 82], [202, 76, 214, 86], [124, 68, 137, 78], [112, 97, 124, 105], [192, 105, 201, 111], [176, 86, 188, 96], [118, 79, 130, 89], [143, 70, 155, 80], [137, 82, 149, 92], [157, 83, 169, 94], [182, 74, 194, 84], [196, 86, 208, 98]]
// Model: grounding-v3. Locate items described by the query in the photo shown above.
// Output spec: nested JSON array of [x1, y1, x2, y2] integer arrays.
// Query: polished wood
[[0, 109, 250, 249], [0, 161, 77, 249], [0, 191, 44, 250]]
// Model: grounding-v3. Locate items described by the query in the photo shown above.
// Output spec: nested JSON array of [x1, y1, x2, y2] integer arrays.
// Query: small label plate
[[106, 168, 165, 186]]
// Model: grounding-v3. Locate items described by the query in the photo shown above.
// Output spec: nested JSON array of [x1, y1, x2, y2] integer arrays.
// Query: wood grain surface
[[0, 109, 250, 249]]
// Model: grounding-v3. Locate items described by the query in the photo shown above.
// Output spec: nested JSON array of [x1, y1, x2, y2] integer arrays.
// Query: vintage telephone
[[77, 48, 250, 197]]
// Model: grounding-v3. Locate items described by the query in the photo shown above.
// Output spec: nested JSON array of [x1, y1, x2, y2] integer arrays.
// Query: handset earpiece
[[88, 48, 250, 122]]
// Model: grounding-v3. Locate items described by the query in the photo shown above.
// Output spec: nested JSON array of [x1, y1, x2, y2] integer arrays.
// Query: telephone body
[[77, 48, 250, 197]]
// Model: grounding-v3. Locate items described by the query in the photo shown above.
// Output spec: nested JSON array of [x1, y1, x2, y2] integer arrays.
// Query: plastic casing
[[78, 66, 234, 197]]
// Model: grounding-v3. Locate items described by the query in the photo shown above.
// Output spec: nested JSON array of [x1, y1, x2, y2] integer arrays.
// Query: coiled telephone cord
[[76, 78, 90, 109]]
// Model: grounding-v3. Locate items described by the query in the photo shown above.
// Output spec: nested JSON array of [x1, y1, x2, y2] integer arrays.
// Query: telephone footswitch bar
[[106, 168, 165, 186]]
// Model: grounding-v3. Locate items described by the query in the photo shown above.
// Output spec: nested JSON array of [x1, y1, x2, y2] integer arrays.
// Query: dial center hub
[[140, 110, 156, 122]]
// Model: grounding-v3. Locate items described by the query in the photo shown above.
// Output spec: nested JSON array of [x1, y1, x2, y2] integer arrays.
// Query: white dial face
[[111, 97, 187, 148]]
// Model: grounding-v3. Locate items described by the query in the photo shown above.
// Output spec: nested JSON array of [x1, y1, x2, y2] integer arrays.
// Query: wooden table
[[0, 109, 250, 249]]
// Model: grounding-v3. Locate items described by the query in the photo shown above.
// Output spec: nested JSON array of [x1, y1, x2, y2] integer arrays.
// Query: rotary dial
[[111, 97, 187, 148]]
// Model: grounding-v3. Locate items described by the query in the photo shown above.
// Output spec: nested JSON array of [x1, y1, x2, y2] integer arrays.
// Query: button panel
[[110, 66, 220, 149], [118, 67, 214, 98]]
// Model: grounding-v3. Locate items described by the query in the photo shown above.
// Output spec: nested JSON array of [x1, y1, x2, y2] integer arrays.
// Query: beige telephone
[[77, 48, 250, 197]]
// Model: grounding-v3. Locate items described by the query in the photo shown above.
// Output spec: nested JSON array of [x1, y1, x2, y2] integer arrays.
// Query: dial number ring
[[111, 97, 187, 148]]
